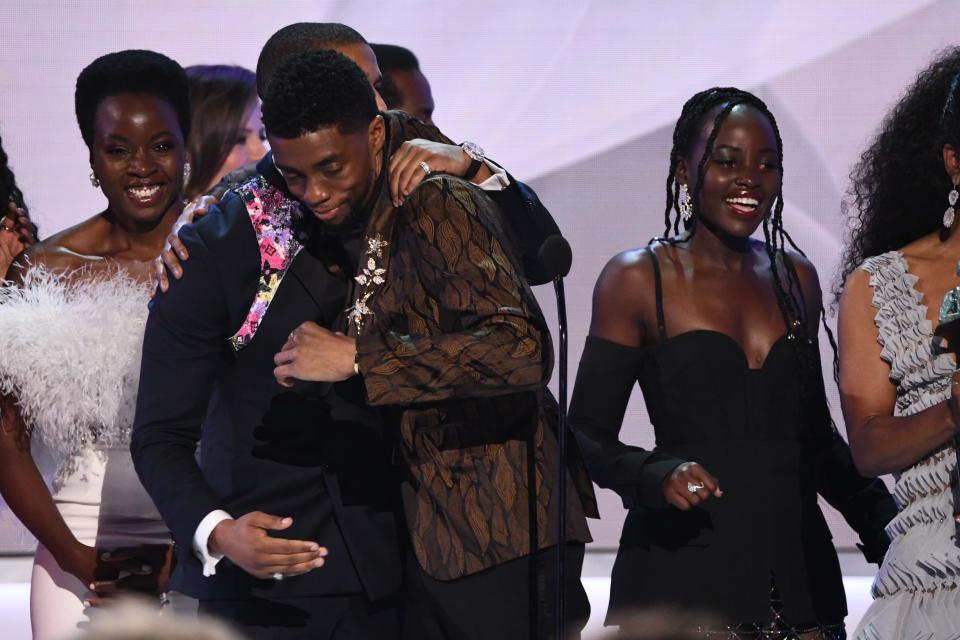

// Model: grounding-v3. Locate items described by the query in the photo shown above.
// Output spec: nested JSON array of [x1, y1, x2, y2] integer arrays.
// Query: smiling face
[[90, 92, 187, 229], [269, 116, 385, 227], [678, 103, 781, 238]]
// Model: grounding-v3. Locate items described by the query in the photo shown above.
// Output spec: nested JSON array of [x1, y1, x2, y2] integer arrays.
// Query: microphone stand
[[553, 273, 568, 640]]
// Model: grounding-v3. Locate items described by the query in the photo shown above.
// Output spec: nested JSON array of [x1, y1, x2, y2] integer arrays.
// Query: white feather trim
[[0, 264, 151, 457]]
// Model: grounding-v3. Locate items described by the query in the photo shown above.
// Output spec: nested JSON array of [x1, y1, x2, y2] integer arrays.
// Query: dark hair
[[835, 47, 960, 302], [662, 87, 837, 385], [256, 23, 367, 98], [0, 134, 36, 239], [261, 50, 377, 139], [184, 65, 258, 199], [370, 43, 419, 109], [74, 49, 191, 148]]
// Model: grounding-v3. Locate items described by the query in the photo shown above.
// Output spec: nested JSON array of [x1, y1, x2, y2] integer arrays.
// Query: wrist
[[208, 519, 232, 556]]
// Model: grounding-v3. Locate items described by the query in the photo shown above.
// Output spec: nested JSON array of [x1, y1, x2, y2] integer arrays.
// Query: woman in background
[[837, 47, 960, 638], [183, 64, 265, 200], [0, 132, 38, 278], [0, 49, 190, 639], [570, 87, 895, 637]]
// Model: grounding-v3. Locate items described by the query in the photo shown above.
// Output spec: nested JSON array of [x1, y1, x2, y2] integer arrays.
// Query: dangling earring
[[678, 184, 693, 222], [182, 162, 192, 187], [945, 179, 959, 230], [89, 170, 100, 188]]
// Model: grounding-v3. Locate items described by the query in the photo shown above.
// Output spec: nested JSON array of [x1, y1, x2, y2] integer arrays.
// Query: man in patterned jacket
[[264, 49, 598, 639]]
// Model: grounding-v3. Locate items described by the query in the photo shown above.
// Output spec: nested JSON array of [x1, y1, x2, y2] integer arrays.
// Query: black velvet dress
[[570, 246, 896, 638]]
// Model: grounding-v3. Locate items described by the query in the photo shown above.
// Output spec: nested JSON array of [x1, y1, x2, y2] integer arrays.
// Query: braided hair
[[661, 87, 838, 389], [0, 134, 35, 239]]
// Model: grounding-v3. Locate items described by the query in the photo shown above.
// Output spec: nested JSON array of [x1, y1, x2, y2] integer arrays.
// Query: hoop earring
[[678, 184, 693, 222], [89, 170, 100, 188], [183, 162, 192, 187]]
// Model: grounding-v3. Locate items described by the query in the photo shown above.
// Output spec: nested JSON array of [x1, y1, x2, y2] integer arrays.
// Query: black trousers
[[402, 543, 589, 640], [198, 593, 399, 640]]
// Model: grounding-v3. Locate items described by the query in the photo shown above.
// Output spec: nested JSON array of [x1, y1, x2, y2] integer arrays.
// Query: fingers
[[168, 234, 189, 262], [89, 580, 117, 597], [83, 596, 109, 608], [274, 365, 295, 388], [388, 142, 413, 205], [664, 462, 722, 510], [688, 464, 722, 497], [151, 256, 169, 294], [245, 512, 293, 531], [260, 555, 327, 578]]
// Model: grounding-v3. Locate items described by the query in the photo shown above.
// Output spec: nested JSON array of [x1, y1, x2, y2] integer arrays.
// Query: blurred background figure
[[71, 598, 241, 640], [371, 43, 435, 125], [183, 65, 266, 201], [592, 607, 722, 640], [0, 132, 38, 280]]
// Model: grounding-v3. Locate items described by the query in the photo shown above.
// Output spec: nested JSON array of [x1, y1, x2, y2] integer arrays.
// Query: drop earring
[[944, 180, 959, 230], [678, 184, 693, 222], [182, 162, 192, 187], [89, 170, 100, 188]]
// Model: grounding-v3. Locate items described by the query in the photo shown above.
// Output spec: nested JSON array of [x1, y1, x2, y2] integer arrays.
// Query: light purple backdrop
[[0, 0, 955, 551]]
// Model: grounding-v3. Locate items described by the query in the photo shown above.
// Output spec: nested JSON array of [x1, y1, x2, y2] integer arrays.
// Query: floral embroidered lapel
[[229, 175, 305, 351]]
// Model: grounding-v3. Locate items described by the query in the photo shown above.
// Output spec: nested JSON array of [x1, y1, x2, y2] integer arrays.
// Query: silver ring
[[272, 572, 283, 581], [686, 481, 705, 493], [418, 160, 431, 175]]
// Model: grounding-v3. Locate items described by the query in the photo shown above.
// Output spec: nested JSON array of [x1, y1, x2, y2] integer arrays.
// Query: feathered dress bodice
[[0, 264, 151, 460]]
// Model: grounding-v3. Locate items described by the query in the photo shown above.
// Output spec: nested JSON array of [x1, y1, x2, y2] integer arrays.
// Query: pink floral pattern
[[229, 176, 303, 351]]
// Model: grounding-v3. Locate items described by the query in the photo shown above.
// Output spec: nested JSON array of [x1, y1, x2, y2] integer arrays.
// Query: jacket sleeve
[[486, 177, 563, 286], [570, 335, 686, 509], [356, 177, 550, 406], [131, 198, 249, 560]]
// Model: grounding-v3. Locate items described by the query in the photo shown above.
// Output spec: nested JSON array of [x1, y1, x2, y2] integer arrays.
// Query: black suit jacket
[[131, 172, 400, 601]]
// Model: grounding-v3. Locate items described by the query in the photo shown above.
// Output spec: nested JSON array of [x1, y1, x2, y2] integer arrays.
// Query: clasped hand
[[274, 321, 357, 387]]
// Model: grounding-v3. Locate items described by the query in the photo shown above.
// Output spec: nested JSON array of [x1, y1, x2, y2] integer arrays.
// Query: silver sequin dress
[[853, 251, 960, 640]]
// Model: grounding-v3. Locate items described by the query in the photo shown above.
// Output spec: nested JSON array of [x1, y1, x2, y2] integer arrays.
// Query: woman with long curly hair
[[570, 87, 895, 637], [837, 47, 960, 638]]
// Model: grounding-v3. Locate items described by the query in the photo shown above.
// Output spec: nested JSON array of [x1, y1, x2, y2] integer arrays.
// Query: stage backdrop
[[0, 0, 954, 552]]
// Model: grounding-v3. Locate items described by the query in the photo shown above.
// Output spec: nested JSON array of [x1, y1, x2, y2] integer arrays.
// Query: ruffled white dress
[[0, 265, 170, 640], [853, 251, 960, 640]]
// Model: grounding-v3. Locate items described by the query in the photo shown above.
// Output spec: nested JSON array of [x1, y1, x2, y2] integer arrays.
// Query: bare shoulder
[[837, 267, 875, 320], [780, 249, 822, 296], [10, 216, 107, 284], [595, 245, 659, 299]]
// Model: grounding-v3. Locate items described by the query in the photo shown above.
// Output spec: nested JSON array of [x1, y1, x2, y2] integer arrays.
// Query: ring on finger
[[272, 572, 283, 581], [418, 161, 431, 175], [686, 481, 705, 493]]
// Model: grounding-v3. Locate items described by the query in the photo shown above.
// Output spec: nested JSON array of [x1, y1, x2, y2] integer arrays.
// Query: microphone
[[537, 235, 572, 640], [537, 235, 572, 280]]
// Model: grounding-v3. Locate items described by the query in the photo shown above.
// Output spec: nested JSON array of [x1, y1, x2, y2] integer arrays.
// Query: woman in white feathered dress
[[0, 50, 191, 639]]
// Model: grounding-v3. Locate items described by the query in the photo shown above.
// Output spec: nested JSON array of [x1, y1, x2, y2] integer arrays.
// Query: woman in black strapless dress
[[569, 88, 896, 638]]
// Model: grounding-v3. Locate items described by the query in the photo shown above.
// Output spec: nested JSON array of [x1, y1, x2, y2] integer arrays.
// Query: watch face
[[461, 141, 485, 161]]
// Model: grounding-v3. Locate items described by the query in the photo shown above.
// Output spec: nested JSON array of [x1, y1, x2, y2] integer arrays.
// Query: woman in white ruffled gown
[[837, 48, 960, 639], [0, 50, 191, 639]]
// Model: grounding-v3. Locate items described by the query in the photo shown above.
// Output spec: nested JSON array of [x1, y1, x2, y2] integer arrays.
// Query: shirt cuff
[[475, 159, 510, 191], [193, 509, 233, 577]]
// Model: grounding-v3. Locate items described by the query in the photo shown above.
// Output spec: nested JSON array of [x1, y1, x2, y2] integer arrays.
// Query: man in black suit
[[132, 22, 564, 640]]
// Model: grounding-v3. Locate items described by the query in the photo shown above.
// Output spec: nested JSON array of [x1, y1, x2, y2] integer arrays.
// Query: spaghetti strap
[[647, 244, 667, 340]]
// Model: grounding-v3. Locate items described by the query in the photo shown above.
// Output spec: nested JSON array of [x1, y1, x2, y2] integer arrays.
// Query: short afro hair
[[370, 44, 420, 109], [75, 49, 190, 148], [261, 49, 377, 139], [256, 23, 367, 98]]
